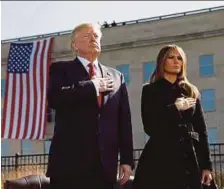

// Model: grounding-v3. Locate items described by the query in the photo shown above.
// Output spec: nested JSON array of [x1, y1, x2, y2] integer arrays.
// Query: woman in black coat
[[133, 44, 213, 189]]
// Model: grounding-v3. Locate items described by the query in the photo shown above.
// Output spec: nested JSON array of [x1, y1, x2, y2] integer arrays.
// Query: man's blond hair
[[70, 23, 102, 51]]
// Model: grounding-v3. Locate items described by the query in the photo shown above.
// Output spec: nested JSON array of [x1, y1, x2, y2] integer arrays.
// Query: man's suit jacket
[[46, 58, 134, 182]]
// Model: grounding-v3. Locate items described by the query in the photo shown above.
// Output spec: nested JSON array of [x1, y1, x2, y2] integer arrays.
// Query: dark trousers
[[50, 161, 114, 189], [49, 149, 115, 189], [50, 177, 114, 189]]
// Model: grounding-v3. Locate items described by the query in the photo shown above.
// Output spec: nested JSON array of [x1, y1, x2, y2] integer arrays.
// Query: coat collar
[[157, 78, 179, 88]]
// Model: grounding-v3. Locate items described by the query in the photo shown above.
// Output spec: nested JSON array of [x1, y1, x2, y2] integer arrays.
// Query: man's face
[[73, 25, 101, 55]]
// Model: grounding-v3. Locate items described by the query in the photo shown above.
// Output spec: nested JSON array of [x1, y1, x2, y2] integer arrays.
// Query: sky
[[1, 1, 224, 40]]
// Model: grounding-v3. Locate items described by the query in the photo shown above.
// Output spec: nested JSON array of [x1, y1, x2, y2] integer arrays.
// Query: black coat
[[133, 78, 212, 189], [46, 58, 134, 183]]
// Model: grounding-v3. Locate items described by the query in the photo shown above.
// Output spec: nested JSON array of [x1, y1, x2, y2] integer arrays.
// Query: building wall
[[100, 36, 224, 148], [1, 7, 224, 155]]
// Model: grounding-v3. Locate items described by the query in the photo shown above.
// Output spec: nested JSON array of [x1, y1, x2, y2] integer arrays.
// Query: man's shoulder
[[106, 66, 122, 75], [100, 65, 122, 77], [50, 60, 75, 71], [51, 60, 74, 67]]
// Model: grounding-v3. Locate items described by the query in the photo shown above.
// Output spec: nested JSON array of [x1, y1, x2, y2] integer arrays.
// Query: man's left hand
[[119, 164, 132, 185], [201, 169, 212, 185]]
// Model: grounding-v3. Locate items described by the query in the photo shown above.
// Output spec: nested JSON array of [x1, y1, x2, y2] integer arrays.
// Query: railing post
[[15, 153, 19, 177]]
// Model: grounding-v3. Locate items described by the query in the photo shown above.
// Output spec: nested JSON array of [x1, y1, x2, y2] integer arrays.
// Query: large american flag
[[1, 38, 53, 140]]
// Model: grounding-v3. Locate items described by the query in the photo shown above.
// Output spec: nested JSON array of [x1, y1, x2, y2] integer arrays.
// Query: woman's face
[[163, 49, 183, 75]]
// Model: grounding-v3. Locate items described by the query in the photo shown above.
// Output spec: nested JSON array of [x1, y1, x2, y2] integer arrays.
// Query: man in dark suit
[[46, 23, 134, 189]]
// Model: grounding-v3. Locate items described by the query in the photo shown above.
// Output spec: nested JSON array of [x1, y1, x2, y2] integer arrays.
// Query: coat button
[[185, 170, 191, 175], [180, 137, 185, 143]]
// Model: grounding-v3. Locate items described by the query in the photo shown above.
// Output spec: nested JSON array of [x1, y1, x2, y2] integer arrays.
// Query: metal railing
[[1, 153, 49, 175], [1, 5, 224, 44], [1, 143, 224, 187]]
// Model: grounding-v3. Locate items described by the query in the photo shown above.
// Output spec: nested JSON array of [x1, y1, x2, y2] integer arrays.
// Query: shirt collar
[[77, 56, 99, 69]]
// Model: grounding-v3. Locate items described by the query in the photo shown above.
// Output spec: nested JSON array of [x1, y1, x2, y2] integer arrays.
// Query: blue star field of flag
[[8, 43, 33, 73]]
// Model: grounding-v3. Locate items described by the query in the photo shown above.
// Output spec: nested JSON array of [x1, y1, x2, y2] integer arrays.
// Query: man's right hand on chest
[[91, 77, 114, 93]]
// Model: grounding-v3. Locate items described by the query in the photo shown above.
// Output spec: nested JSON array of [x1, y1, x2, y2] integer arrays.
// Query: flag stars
[[8, 43, 33, 73]]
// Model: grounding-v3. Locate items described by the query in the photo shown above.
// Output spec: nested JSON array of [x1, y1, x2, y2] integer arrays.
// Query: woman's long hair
[[150, 44, 200, 99]]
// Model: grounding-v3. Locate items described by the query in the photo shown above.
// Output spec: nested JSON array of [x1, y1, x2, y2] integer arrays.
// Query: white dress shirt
[[77, 56, 101, 96]]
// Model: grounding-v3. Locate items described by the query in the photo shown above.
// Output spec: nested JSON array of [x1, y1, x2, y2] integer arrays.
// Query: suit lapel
[[99, 63, 112, 106], [71, 57, 90, 81], [71, 59, 112, 108]]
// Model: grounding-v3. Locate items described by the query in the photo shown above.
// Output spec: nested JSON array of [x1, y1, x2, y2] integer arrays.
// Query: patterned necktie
[[88, 63, 102, 107]]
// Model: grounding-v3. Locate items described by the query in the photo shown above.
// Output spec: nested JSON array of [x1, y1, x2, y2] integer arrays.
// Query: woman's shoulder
[[142, 82, 160, 96], [143, 80, 162, 90], [143, 82, 152, 90]]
